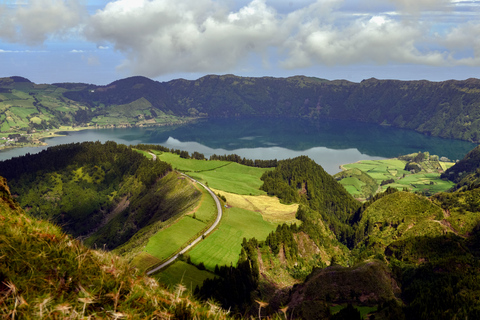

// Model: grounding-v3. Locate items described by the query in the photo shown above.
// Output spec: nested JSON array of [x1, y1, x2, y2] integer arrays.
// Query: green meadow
[[157, 152, 270, 195], [338, 158, 456, 198], [342, 159, 411, 184], [143, 186, 217, 261], [157, 151, 231, 172], [188, 207, 278, 270]]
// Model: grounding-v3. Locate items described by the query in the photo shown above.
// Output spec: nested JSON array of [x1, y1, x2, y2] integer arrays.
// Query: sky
[[1, 0, 480, 85]]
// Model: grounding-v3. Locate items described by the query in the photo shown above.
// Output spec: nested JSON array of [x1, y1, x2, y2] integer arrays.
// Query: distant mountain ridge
[[62, 75, 480, 142], [3, 74, 480, 142]]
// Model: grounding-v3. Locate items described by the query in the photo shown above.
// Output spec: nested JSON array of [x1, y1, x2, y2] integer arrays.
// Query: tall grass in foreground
[[0, 177, 231, 319]]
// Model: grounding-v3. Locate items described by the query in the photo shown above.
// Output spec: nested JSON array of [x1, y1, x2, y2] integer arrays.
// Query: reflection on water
[[0, 118, 476, 174]]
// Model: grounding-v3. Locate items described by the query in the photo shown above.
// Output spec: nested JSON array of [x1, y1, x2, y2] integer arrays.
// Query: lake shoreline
[[0, 118, 475, 175], [0, 117, 200, 151]]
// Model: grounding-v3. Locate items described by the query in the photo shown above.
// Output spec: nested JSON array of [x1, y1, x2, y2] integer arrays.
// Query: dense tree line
[[265, 223, 299, 259], [209, 154, 278, 168], [135, 144, 278, 168]]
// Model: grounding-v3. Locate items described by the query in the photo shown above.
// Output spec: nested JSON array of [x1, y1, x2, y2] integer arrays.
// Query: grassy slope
[[189, 207, 278, 270], [153, 261, 216, 292], [339, 158, 455, 199], [149, 152, 290, 272], [114, 174, 211, 270], [0, 176, 230, 319], [0, 78, 194, 150], [142, 186, 216, 262], [334, 168, 379, 200], [213, 188, 300, 224], [158, 152, 271, 195]]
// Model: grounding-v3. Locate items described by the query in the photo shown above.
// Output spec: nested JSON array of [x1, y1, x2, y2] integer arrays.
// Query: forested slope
[[0, 141, 201, 249]]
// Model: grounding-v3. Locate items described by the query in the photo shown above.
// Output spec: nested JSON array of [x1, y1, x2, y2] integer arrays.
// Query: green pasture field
[[188, 207, 278, 270], [144, 216, 207, 261], [130, 252, 162, 272], [143, 186, 216, 261], [340, 158, 455, 197], [157, 152, 231, 172], [340, 177, 366, 193], [10, 106, 37, 119], [343, 159, 410, 183], [157, 152, 269, 195], [188, 163, 269, 196], [383, 172, 455, 194], [29, 116, 42, 124], [154, 261, 215, 291], [1, 122, 10, 131]]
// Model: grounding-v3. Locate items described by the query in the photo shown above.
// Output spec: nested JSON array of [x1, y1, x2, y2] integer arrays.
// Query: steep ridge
[[0, 176, 231, 319], [0, 141, 202, 250], [442, 144, 480, 189]]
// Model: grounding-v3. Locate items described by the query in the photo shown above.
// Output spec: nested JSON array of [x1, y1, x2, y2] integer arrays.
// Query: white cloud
[[86, 0, 283, 76], [0, 0, 87, 45], [2, 0, 480, 78], [84, 0, 472, 77], [282, 14, 448, 68]]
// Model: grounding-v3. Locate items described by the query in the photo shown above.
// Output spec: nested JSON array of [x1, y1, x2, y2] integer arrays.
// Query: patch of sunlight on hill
[[212, 188, 300, 224]]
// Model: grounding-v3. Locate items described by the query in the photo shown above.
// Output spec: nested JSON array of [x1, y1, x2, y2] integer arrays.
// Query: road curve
[[146, 157, 223, 275]]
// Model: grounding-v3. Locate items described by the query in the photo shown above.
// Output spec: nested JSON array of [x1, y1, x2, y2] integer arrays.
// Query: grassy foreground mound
[[0, 176, 230, 319]]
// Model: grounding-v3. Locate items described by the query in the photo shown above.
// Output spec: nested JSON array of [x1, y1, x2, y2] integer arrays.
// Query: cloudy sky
[[1, 0, 480, 84]]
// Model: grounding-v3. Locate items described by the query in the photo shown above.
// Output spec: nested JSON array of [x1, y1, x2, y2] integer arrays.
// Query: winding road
[[146, 152, 223, 275]]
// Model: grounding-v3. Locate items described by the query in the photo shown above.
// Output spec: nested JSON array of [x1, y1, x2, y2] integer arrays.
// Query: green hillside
[[3, 140, 480, 318], [62, 75, 480, 143], [356, 191, 446, 250], [0, 141, 203, 250], [0, 176, 231, 319], [442, 144, 480, 189]]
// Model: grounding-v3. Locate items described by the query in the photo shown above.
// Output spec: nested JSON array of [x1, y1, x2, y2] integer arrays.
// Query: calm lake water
[[0, 118, 476, 174]]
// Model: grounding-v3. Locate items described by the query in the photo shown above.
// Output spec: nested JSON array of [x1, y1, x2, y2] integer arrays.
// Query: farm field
[[188, 207, 278, 270], [342, 159, 411, 184], [142, 184, 216, 262], [382, 172, 455, 194], [157, 152, 270, 195], [157, 151, 231, 172], [213, 188, 300, 224], [338, 157, 456, 199]]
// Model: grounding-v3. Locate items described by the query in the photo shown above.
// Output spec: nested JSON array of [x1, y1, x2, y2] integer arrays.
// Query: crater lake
[[0, 117, 476, 174]]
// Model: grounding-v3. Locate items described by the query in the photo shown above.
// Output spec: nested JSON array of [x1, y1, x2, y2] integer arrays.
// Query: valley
[[2, 140, 480, 318]]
